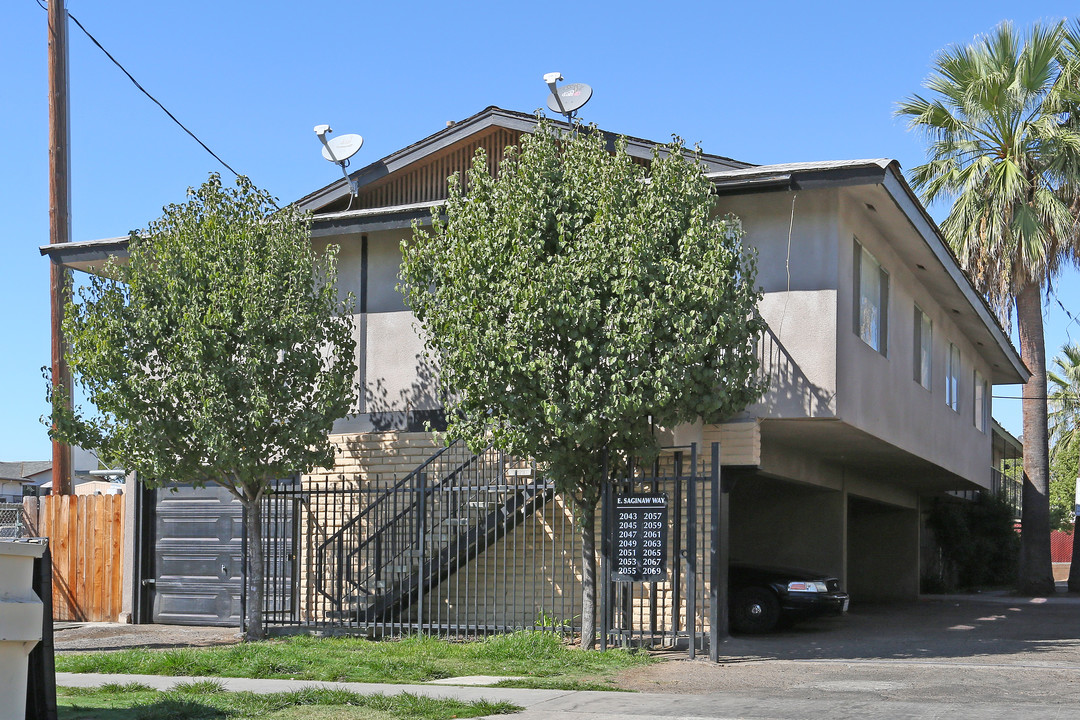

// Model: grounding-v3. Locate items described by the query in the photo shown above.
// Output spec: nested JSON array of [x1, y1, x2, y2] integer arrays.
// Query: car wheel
[[731, 587, 780, 634]]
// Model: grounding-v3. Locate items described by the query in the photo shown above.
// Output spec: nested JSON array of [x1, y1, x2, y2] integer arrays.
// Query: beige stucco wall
[[714, 186, 992, 490], [316, 229, 438, 430], [715, 189, 840, 421], [847, 497, 920, 601], [835, 193, 992, 488], [303, 180, 1006, 607]]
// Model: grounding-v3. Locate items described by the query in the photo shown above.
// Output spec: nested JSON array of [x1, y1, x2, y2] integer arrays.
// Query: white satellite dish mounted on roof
[[544, 72, 593, 121], [314, 124, 363, 197]]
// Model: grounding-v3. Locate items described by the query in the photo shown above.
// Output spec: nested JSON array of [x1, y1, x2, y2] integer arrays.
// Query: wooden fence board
[[22, 494, 124, 622]]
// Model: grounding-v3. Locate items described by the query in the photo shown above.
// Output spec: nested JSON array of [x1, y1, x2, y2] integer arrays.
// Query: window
[[853, 238, 888, 354], [946, 342, 960, 412], [913, 306, 932, 390], [974, 370, 988, 432]]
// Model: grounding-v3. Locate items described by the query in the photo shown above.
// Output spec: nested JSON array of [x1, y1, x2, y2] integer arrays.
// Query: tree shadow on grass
[[60, 698, 226, 720]]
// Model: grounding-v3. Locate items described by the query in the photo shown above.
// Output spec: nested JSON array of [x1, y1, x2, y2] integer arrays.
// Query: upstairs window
[[974, 370, 989, 432], [946, 342, 960, 412], [913, 306, 932, 390], [853, 238, 888, 354]]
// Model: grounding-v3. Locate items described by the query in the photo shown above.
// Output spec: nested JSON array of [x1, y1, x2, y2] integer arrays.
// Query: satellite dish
[[314, 124, 362, 198], [543, 72, 593, 120], [547, 83, 592, 116], [321, 133, 363, 164]]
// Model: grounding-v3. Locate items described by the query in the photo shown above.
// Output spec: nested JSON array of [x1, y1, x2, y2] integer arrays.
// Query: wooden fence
[[22, 494, 125, 622]]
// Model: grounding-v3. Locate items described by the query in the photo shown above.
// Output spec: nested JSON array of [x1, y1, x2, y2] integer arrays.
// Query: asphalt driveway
[[615, 588, 1080, 716]]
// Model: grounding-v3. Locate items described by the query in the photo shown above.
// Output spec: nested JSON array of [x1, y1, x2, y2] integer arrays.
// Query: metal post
[[671, 452, 682, 646], [241, 506, 248, 636], [686, 443, 697, 660], [416, 470, 426, 633], [710, 441, 729, 661], [600, 448, 610, 652]]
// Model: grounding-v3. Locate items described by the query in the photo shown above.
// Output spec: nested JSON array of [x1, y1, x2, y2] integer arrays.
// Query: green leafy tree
[[399, 119, 765, 647], [897, 20, 1080, 595], [1049, 449, 1077, 531], [48, 174, 358, 639], [1049, 344, 1080, 589]]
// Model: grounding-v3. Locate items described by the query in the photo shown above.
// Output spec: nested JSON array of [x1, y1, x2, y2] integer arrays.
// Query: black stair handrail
[[364, 477, 554, 623], [314, 439, 459, 603], [338, 442, 504, 595], [315, 439, 492, 604]]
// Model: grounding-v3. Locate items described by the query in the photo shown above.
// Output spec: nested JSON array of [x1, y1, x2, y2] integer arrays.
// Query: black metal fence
[[261, 441, 723, 658], [600, 443, 723, 658], [262, 440, 581, 638]]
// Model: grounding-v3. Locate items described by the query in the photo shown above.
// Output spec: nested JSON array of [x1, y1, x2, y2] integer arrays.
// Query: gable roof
[[0, 461, 51, 483], [297, 106, 752, 217]]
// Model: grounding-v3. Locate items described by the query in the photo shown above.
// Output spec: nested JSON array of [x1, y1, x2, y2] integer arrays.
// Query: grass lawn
[[56, 632, 653, 691], [58, 681, 519, 720]]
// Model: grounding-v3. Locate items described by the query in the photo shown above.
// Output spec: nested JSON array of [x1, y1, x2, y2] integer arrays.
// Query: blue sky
[[3, 0, 1079, 460]]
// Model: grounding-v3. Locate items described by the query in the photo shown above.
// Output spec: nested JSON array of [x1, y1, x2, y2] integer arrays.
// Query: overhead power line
[[37, 0, 242, 178], [993, 395, 1076, 400]]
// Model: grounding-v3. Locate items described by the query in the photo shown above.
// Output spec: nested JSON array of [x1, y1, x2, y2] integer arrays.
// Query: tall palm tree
[[898, 20, 1080, 595], [1048, 344, 1080, 590]]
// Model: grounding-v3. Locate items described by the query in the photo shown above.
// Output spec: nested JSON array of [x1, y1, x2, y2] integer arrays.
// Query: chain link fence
[[0, 502, 24, 538]]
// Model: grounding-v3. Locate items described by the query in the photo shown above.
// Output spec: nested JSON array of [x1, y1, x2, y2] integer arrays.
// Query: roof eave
[[878, 165, 1028, 385], [39, 237, 130, 275]]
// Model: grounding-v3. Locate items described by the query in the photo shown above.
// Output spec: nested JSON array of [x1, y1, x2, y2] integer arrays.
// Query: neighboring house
[[17, 447, 124, 497], [41, 106, 1027, 625], [0, 462, 51, 502]]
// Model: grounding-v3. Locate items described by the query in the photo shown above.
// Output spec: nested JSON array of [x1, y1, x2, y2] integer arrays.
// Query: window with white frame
[[946, 342, 960, 412], [974, 370, 988, 432], [853, 238, 888, 354], [913, 305, 932, 390]]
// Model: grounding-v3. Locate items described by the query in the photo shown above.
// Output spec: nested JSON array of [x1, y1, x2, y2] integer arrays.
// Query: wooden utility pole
[[49, 0, 73, 495]]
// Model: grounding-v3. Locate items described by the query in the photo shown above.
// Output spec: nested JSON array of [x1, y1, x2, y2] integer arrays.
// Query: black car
[[728, 563, 849, 633]]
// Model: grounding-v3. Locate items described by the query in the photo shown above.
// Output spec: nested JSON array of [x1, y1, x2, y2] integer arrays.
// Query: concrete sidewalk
[[55, 671, 1078, 719]]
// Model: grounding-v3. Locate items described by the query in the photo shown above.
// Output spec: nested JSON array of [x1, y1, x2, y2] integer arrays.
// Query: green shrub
[[924, 493, 1020, 591]]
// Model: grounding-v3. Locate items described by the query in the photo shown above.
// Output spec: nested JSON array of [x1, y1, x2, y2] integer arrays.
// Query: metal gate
[[142, 481, 298, 627], [600, 442, 725, 659], [148, 484, 244, 626]]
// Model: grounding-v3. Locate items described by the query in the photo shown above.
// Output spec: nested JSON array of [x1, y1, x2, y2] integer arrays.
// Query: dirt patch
[[53, 623, 241, 653]]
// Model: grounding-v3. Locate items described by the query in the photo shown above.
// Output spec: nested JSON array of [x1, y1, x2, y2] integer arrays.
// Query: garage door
[[151, 484, 244, 626]]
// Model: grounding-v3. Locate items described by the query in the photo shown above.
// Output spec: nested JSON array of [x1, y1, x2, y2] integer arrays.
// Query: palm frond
[[901, 18, 1080, 316]]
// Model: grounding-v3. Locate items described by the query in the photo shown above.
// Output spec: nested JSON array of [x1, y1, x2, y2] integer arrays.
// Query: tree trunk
[[1016, 282, 1056, 595], [243, 497, 266, 641], [579, 497, 598, 649]]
